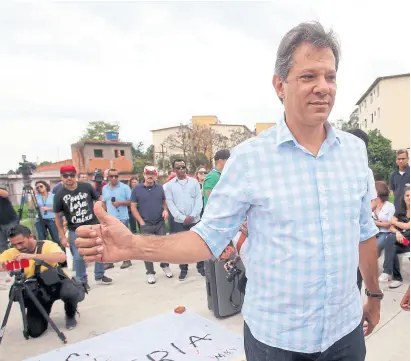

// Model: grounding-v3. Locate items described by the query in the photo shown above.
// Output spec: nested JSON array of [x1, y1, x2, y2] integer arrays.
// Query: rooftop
[[72, 139, 133, 146], [355, 73, 410, 105]]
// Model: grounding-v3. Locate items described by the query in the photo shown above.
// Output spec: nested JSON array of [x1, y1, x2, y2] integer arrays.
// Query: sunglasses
[[175, 166, 186, 170], [35, 185, 44, 190], [108, 175, 119, 178], [144, 172, 157, 176], [62, 173, 76, 179]]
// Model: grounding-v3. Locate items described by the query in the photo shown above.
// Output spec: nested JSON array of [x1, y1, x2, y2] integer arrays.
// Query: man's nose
[[313, 76, 331, 95]]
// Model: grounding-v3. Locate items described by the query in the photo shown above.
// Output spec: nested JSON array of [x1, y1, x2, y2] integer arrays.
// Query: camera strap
[[33, 241, 68, 280]]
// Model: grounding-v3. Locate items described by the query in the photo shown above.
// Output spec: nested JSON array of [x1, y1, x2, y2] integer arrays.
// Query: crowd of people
[[0, 21, 410, 360]]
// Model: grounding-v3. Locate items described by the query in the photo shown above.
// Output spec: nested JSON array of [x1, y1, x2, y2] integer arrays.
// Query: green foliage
[[367, 129, 396, 182], [79, 121, 120, 141], [39, 161, 52, 166], [132, 142, 155, 175]]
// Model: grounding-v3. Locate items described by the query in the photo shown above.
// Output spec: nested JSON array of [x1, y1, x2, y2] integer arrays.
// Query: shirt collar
[[109, 182, 121, 189], [275, 115, 341, 148]]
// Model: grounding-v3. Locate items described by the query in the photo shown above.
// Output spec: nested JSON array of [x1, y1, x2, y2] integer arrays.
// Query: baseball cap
[[60, 165, 77, 174], [144, 166, 158, 175], [214, 149, 230, 161]]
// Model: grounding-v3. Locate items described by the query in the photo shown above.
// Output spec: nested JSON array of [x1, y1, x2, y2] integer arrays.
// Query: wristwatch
[[365, 288, 384, 300]]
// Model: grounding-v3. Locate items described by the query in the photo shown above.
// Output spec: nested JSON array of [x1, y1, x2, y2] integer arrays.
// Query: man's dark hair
[[172, 159, 185, 168], [214, 149, 230, 161], [347, 128, 369, 149], [78, 172, 88, 178], [108, 168, 118, 173], [396, 149, 409, 157], [8, 224, 32, 239], [35, 180, 51, 192]]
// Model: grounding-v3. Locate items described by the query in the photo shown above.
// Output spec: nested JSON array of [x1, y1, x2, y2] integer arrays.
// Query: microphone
[[111, 196, 119, 211]]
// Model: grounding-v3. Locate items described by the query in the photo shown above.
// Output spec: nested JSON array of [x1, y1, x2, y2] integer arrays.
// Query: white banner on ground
[[24, 310, 245, 361]]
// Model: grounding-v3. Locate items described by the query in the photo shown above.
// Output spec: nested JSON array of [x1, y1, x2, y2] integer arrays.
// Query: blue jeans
[[244, 322, 365, 361], [36, 219, 61, 246], [68, 230, 105, 282], [377, 232, 388, 255]]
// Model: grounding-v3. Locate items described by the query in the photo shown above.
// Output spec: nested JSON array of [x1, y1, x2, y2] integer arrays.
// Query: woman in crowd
[[380, 185, 410, 288], [128, 176, 139, 234], [195, 165, 208, 217], [34, 180, 61, 246], [373, 181, 396, 254]]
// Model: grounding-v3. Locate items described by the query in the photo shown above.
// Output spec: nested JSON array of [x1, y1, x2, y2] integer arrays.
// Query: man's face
[[79, 174, 88, 182], [10, 234, 34, 253], [220, 159, 228, 170], [396, 153, 409, 169], [273, 43, 336, 127], [61, 172, 76, 187], [174, 161, 187, 178], [143, 171, 157, 184], [108, 171, 119, 185]]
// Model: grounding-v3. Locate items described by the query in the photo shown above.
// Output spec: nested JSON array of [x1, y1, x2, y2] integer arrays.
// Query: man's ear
[[272, 74, 285, 103]]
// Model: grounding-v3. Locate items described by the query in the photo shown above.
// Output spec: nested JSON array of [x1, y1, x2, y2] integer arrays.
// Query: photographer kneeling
[[0, 225, 82, 337]]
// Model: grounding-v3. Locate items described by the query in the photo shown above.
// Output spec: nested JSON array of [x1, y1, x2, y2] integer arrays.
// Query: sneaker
[[162, 266, 173, 278], [197, 268, 205, 277], [95, 276, 113, 285], [104, 263, 114, 270], [389, 280, 403, 289], [179, 270, 188, 281], [378, 273, 392, 282], [66, 316, 77, 330], [147, 274, 156, 284], [120, 260, 132, 269]]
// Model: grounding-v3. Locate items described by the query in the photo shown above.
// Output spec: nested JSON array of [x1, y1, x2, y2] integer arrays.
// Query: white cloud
[[0, 1, 409, 173]]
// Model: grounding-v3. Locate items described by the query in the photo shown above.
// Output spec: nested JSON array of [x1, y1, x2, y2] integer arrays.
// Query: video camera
[[93, 168, 104, 183], [18, 155, 37, 188], [225, 257, 243, 283]]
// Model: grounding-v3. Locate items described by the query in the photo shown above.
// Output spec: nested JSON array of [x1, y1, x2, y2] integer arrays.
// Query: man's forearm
[[55, 215, 65, 238], [359, 236, 380, 292], [132, 231, 212, 264], [33, 253, 66, 263], [131, 205, 145, 225], [117, 201, 130, 206]]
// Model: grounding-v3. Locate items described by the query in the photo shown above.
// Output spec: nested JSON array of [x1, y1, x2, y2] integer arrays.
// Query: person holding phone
[[379, 186, 410, 288], [102, 168, 132, 270]]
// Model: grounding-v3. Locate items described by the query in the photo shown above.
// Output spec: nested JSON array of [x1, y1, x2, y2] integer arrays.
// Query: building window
[[377, 85, 379, 97], [94, 149, 103, 158], [364, 119, 367, 128], [378, 107, 380, 118], [114, 149, 125, 158], [370, 93, 373, 104], [371, 113, 374, 123], [364, 100, 367, 109]]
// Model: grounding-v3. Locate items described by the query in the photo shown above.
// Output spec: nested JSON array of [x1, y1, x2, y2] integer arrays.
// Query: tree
[[132, 142, 155, 175], [229, 128, 253, 147], [341, 115, 359, 131], [39, 161, 52, 166], [79, 121, 120, 141], [367, 129, 396, 182], [7, 170, 16, 175]]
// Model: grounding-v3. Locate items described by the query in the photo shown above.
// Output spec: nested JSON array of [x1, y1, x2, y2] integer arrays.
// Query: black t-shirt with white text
[[53, 182, 100, 230]]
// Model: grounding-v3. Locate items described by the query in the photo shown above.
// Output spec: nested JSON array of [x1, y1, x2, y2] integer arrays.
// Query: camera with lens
[[225, 258, 243, 283], [93, 168, 104, 183], [18, 155, 37, 188]]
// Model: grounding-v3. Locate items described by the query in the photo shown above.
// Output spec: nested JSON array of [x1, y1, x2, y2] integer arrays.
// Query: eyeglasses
[[397, 158, 408, 161], [175, 166, 186, 170], [108, 175, 119, 178], [62, 173, 76, 179], [35, 185, 44, 190]]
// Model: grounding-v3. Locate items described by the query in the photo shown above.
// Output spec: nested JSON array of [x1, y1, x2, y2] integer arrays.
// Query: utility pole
[[160, 144, 166, 174]]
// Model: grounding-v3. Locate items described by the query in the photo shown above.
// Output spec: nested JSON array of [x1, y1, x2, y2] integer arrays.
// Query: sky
[[0, 1, 409, 173]]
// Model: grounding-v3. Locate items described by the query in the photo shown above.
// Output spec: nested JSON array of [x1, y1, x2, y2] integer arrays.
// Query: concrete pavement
[[0, 259, 409, 361]]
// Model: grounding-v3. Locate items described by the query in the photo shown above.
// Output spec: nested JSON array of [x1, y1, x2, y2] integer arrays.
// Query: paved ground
[[0, 258, 409, 361]]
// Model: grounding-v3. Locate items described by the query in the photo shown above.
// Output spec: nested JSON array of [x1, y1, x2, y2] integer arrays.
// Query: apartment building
[[356, 73, 410, 150]]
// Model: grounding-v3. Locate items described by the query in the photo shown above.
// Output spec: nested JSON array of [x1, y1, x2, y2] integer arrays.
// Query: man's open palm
[[75, 202, 135, 263]]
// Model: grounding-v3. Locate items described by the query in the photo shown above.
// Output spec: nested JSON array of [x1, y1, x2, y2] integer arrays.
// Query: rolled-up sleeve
[[360, 151, 379, 242], [192, 149, 251, 258]]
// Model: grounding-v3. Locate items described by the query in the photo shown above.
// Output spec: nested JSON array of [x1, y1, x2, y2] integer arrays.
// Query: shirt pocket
[[340, 176, 368, 220]]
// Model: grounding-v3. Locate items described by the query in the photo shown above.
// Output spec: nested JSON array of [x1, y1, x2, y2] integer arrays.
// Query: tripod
[[0, 270, 67, 345], [18, 185, 47, 240]]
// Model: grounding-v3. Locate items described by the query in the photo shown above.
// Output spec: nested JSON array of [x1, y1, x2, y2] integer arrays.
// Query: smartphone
[[403, 238, 410, 247]]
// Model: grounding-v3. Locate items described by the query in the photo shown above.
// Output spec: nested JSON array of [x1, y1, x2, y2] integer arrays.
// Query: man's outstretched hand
[[75, 201, 135, 263]]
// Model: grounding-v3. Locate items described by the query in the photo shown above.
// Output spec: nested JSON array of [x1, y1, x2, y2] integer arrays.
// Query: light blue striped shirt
[[192, 117, 378, 353], [165, 177, 203, 224]]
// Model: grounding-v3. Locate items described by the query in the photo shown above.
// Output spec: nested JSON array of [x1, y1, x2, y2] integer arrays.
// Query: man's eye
[[327, 75, 336, 81], [301, 75, 314, 79]]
